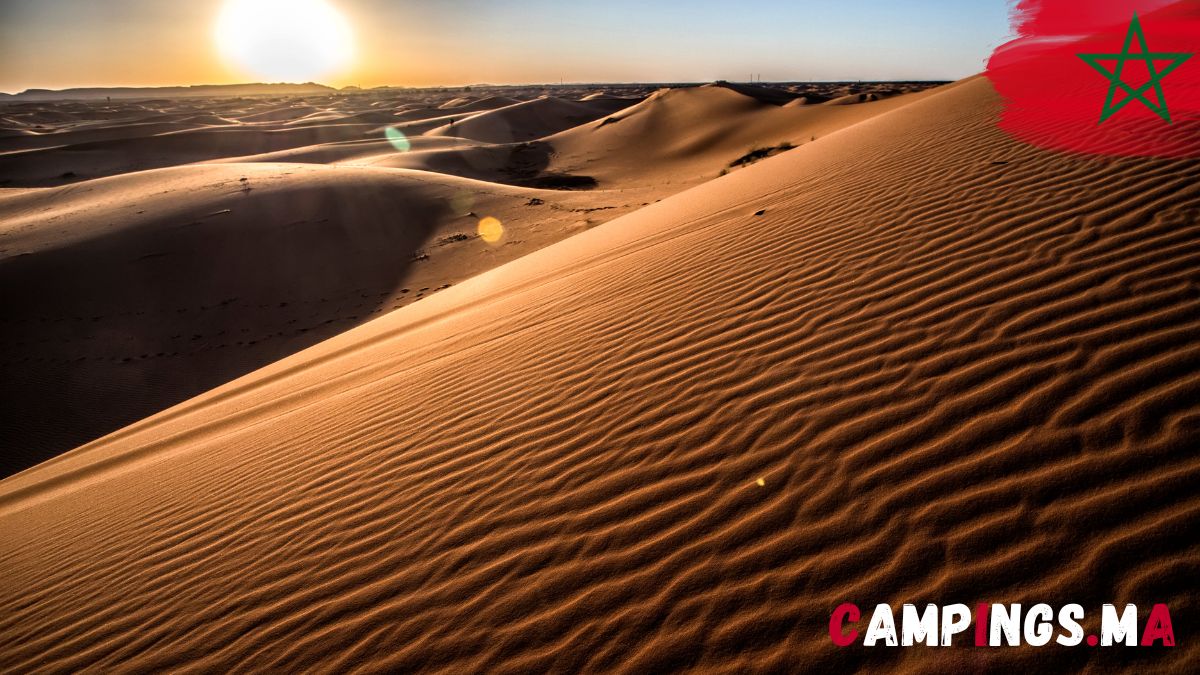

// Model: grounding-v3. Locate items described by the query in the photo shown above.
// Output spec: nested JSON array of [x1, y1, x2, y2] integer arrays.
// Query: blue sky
[[0, 0, 1014, 92], [371, 0, 1013, 81]]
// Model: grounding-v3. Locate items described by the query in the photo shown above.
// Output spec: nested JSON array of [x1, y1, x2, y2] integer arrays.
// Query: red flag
[[986, 0, 1200, 157]]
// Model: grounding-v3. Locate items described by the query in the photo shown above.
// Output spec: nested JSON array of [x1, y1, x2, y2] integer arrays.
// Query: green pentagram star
[[1077, 12, 1192, 124]]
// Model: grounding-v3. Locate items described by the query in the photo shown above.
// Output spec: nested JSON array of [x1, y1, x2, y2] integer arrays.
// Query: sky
[[0, 0, 1013, 93]]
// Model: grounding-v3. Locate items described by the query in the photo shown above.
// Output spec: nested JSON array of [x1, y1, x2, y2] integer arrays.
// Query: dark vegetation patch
[[514, 174, 597, 190], [729, 142, 796, 168], [437, 233, 473, 246]]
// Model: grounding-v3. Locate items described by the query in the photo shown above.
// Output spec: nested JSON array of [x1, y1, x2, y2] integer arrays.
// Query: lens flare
[[478, 216, 505, 244], [384, 127, 411, 152], [450, 191, 475, 216]]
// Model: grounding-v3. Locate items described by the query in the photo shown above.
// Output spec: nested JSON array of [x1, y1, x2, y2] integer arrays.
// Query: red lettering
[[830, 603, 860, 646], [975, 602, 989, 646], [1141, 604, 1175, 647]]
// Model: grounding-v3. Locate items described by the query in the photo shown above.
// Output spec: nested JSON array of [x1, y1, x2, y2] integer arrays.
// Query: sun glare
[[215, 0, 354, 82]]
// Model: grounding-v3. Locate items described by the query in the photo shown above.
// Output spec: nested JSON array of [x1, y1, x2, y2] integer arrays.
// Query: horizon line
[[1, 77, 962, 98]]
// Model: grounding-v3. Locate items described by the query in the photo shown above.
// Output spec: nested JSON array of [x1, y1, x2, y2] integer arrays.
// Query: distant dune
[[425, 96, 637, 144], [1, 75, 1197, 673], [1, 83, 337, 101]]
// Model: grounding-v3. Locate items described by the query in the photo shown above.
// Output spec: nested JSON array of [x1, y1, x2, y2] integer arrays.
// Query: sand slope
[[1, 76, 1198, 673], [545, 85, 934, 189], [425, 96, 637, 144], [0, 124, 385, 186], [0, 162, 648, 474]]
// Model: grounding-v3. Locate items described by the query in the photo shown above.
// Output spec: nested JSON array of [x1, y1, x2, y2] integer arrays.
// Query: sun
[[215, 0, 354, 83]]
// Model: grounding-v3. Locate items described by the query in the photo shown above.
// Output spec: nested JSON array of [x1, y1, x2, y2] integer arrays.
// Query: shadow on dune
[[392, 141, 598, 190], [501, 142, 598, 189], [0, 124, 378, 187], [0, 177, 450, 476]]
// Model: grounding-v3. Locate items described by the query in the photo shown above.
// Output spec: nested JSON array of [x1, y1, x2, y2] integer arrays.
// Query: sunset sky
[[0, 0, 1011, 93]]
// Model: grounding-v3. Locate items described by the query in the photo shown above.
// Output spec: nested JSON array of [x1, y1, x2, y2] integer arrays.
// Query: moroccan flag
[[986, 0, 1200, 157]]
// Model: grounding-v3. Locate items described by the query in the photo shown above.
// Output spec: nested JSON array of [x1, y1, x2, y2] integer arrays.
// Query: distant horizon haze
[[0, 78, 958, 99]]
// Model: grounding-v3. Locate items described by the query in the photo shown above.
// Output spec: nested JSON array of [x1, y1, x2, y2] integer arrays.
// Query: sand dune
[[425, 96, 638, 144], [3, 83, 337, 102], [437, 95, 523, 112], [0, 123, 388, 186], [230, 104, 326, 123], [544, 85, 934, 190], [0, 161, 648, 473], [0, 83, 922, 195], [357, 85, 931, 197], [9, 82, 860, 467], [0, 92, 635, 187], [216, 135, 476, 166], [0, 120, 232, 152], [2, 75, 1196, 673], [702, 80, 803, 105]]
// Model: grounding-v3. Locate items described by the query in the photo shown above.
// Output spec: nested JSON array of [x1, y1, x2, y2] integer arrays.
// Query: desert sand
[[0, 80, 929, 472], [1, 75, 1197, 672]]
